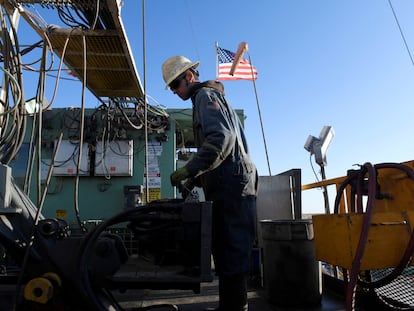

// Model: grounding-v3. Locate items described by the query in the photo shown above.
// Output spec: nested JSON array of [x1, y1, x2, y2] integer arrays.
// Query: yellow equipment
[[312, 160, 414, 270], [313, 211, 414, 270]]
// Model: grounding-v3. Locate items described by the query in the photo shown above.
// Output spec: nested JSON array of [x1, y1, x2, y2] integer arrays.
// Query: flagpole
[[247, 53, 272, 176], [215, 41, 219, 79]]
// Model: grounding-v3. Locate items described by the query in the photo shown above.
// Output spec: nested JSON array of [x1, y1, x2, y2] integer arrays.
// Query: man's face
[[169, 71, 191, 100]]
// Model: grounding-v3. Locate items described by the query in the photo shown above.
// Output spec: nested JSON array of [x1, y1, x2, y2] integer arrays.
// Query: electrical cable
[[73, 30, 87, 234], [387, 0, 414, 68], [41, 26, 75, 110], [13, 35, 49, 308], [0, 5, 27, 165], [0, 66, 21, 116], [19, 4, 48, 30], [35, 39, 47, 207], [309, 153, 320, 183], [90, 0, 100, 30], [72, 5, 93, 28], [23, 110, 36, 194], [103, 116, 112, 179], [57, 5, 88, 29], [38, 132, 63, 211], [184, 0, 202, 77], [78, 203, 184, 311], [115, 102, 143, 130]]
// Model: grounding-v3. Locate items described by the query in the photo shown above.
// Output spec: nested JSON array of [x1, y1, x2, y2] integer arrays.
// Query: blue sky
[[15, 1, 414, 213]]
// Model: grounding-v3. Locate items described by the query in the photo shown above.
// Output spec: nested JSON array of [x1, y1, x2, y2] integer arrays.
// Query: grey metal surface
[[114, 277, 347, 311], [257, 174, 293, 223], [256, 170, 302, 247]]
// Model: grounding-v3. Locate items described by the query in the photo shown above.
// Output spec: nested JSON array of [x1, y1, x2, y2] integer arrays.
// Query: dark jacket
[[185, 80, 258, 201]]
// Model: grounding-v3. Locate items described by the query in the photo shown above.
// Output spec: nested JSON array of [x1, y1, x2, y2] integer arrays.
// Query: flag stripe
[[217, 46, 258, 81]]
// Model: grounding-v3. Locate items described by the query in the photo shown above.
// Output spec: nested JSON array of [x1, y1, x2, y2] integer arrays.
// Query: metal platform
[[16, 0, 144, 100], [112, 276, 348, 311]]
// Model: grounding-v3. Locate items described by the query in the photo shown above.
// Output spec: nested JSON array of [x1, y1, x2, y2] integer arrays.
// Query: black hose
[[78, 204, 183, 311]]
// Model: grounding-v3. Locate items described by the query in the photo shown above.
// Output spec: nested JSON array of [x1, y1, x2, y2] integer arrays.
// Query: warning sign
[[142, 188, 161, 203]]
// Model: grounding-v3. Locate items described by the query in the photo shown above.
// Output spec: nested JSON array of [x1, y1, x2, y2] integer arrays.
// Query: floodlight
[[304, 126, 335, 167], [304, 126, 334, 214], [304, 135, 318, 153], [319, 126, 335, 162]]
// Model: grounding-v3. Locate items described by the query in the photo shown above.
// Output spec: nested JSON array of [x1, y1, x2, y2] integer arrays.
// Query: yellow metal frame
[[304, 160, 414, 270], [313, 211, 414, 270]]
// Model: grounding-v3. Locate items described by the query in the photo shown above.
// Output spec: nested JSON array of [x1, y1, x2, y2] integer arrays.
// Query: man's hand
[[181, 178, 196, 199], [170, 167, 190, 187]]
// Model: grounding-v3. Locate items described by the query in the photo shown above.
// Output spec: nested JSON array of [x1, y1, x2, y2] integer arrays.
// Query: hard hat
[[162, 56, 200, 89]]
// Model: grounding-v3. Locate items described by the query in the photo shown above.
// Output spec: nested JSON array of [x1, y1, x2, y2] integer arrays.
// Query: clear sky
[[13, 0, 414, 214]]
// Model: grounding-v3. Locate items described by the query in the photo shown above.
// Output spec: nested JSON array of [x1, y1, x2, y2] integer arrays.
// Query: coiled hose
[[333, 162, 414, 311], [78, 203, 184, 311]]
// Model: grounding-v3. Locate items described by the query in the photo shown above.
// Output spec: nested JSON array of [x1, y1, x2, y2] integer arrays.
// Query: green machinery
[[9, 107, 182, 228]]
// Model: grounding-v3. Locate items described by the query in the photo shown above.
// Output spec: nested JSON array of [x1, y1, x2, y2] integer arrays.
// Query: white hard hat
[[162, 56, 200, 89]]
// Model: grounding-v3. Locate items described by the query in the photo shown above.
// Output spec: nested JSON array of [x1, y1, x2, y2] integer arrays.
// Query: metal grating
[[46, 27, 142, 98], [20, 0, 144, 99], [13, 1, 105, 10], [371, 267, 414, 310]]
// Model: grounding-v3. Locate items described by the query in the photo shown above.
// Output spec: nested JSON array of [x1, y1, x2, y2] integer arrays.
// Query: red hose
[[345, 163, 377, 311], [333, 162, 414, 311]]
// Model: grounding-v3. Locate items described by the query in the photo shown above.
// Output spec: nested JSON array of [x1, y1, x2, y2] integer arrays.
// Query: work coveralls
[[185, 80, 258, 310]]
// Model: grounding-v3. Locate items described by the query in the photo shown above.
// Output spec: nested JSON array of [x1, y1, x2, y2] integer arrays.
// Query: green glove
[[181, 178, 195, 199], [170, 167, 190, 187], [183, 178, 195, 191]]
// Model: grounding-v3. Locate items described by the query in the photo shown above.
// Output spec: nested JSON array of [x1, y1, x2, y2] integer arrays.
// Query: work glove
[[181, 178, 195, 199], [170, 167, 190, 187]]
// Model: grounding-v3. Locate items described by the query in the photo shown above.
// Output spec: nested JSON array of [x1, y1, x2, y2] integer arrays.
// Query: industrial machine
[[0, 2, 234, 309], [311, 161, 414, 311], [0, 162, 212, 310], [2, 1, 413, 311]]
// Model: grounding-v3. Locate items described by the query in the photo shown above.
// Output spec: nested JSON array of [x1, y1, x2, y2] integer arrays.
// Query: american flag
[[217, 46, 258, 81]]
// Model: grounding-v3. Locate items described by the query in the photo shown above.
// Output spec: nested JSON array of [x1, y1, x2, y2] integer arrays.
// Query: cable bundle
[[0, 6, 27, 164]]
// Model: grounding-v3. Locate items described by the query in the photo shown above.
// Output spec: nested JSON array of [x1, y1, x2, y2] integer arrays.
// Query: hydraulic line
[[359, 163, 414, 289], [346, 163, 377, 311], [78, 204, 184, 311]]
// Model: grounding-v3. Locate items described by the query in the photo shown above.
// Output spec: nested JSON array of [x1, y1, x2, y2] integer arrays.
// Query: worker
[[162, 56, 258, 311]]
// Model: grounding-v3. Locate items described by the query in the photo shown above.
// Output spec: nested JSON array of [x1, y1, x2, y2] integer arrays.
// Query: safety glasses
[[169, 72, 186, 90]]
